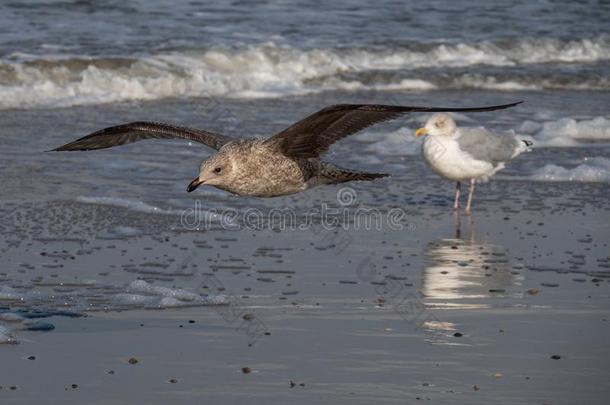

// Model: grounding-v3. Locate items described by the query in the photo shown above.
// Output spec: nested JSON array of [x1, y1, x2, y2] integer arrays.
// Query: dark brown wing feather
[[265, 102, 522, 158], [53, 121, 232, 151]]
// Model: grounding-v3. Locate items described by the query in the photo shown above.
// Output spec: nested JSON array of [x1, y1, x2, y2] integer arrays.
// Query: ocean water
[[1, 1, 609, 186], [0, 0, 609, 107]]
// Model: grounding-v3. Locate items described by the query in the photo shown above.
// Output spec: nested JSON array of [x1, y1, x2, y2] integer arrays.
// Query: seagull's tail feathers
[[509, 135, 534, 158], [322, 168, 390, 184], [518, 138, 534, 154]]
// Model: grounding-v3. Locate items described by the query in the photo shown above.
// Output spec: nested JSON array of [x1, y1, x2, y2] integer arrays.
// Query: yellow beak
[[415, 127, 428, 137]]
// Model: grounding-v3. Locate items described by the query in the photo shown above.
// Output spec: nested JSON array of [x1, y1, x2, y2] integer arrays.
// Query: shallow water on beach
[[0, 172, 609, 403], [1, 86, 610, 404]]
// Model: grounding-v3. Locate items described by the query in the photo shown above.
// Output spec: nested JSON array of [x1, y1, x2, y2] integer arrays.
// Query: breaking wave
[[519, 116, 610, 146], [1, 36, 609, 109], [530, 157, 610, 183]]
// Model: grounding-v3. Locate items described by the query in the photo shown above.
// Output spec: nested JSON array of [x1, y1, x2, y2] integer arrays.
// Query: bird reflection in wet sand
[[421, 215, 519, 304], [418, 215, 522, 339]]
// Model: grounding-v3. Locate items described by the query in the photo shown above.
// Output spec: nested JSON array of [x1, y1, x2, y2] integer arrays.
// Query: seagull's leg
[[465, 179, 476, 214], [467, 212, 475, 241], [453, 181, 461, 210], [454, 210, 461, 239]]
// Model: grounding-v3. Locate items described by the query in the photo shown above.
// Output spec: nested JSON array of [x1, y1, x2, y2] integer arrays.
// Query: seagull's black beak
[[187, 177, 204, 193]]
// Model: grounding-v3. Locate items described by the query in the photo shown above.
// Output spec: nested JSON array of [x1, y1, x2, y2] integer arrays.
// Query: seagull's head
[[187, 152, 234, 192], [415, 113, 457, 138]]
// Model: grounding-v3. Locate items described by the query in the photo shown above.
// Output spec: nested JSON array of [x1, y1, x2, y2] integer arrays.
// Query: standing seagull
[[415, 112, 532, 213], [54, 102, 520, 198]]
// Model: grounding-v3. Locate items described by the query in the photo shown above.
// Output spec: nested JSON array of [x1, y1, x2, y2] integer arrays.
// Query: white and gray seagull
[[54, 102, 520, 198], [415, 111, 531, 213]]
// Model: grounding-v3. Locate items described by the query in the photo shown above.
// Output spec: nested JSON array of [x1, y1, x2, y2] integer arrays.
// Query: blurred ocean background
[[1, 0, 609, 209], [0, 0, 609, 107]]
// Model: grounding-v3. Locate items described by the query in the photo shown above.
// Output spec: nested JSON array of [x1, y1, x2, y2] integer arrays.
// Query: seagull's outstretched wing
[[53, 121, 232, 151], [265, 102, 522, 158]]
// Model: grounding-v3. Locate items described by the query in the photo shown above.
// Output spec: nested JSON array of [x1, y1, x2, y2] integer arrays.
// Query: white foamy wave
[[522, 116, 610, 146], [371, 79, 439, 91], [429, 37, 610, 66], [0, 312, 26, 323], [530, 157, 610, 183], [0, 324, 16, 344], [76, 196, 179, 215], [449, 76, 539, 91], [371, 75, 610, 92], [112, 280, 228, 309], [96, 225, 144, 240], [1, 37, 608, 109], [75, 196, 226, 223], [0, 285, 24, 300]]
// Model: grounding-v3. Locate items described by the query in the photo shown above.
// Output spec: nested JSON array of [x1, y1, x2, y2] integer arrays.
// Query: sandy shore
[[1, 179, 609, 404], [1, 89, 609, 404]]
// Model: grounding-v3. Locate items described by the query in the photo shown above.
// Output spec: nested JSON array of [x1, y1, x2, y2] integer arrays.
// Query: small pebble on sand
[[241, 367, 251, 374], [128, 357, 139, 365], [541, 282, 559, 288]]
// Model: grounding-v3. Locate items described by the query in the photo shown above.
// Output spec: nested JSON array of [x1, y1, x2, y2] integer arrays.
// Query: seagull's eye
[[213, 167, 222, 174]]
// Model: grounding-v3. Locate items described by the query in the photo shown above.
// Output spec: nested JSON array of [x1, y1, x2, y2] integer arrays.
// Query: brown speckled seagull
[[53, 102, 521, 197]]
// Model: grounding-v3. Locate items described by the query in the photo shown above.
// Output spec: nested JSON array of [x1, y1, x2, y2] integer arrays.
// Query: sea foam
[[112, 280, 228, 309], [0, 324, 16, 344], [530, 157, 610, 183], [1, 37, 608, 109], [530, 117, 610, 146]]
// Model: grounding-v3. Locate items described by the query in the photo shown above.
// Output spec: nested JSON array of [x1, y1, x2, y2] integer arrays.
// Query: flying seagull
[[54, 102, 521, 198], [415, 111, 531, 213]]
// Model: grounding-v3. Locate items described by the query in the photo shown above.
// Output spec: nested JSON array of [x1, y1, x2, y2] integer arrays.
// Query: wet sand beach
[[1, 131, 609, 403]]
